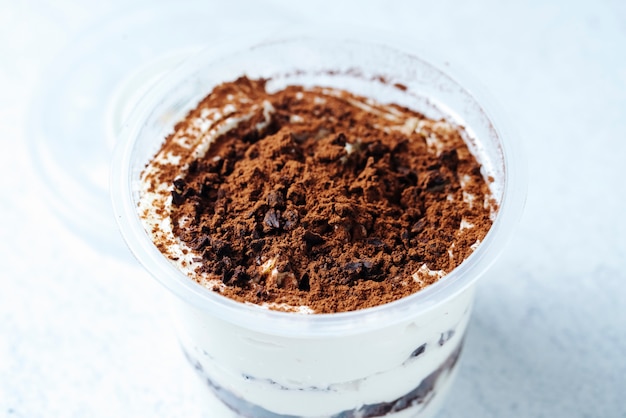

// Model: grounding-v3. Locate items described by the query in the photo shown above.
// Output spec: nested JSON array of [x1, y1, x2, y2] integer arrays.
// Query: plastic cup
[[111, 34, 525, 417]]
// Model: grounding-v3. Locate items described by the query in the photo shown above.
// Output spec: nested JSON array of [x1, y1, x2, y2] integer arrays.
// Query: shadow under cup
[[111, 36, 525, 417]]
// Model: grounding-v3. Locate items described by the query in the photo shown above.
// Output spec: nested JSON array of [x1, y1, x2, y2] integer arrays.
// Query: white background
[[1, 0, 625, 417]]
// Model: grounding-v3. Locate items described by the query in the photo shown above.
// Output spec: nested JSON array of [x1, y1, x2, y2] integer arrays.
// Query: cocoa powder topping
[[139, 77, 495, 313]]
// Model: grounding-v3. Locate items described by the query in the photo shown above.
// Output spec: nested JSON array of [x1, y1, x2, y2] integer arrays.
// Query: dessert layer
[[139, 77, 495, 312], [171, 283, 474, 415], [183, 338, 463, 418]]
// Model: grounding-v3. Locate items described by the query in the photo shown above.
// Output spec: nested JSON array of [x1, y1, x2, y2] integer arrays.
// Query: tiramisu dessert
[[137, 76, 495, 417], [139, 77, 494, 311]]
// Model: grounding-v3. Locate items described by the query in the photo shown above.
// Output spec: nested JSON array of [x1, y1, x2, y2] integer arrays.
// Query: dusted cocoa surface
[[142, 77, 495, 313]]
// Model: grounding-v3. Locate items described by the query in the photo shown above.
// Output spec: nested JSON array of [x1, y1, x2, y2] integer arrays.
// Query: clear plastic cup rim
[[111, 29, 527, 338]]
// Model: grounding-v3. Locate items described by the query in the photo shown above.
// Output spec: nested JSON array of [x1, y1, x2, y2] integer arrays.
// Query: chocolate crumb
[[303, 230, 325, 246], [393, 82, 408, 91], [438, 330, 455, 346], [410, 343, 427, 358], [263, 209, 281, 231]]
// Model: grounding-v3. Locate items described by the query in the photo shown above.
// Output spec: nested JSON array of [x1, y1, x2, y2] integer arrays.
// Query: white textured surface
[[1, 0, 625, 417]]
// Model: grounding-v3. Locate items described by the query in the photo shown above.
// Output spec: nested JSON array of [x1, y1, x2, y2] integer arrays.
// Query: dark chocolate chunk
[[291, 132, 309, 143], [266, 190, 285, 208], [410, 343, 427, 358], [303, 230, 325, 246], [231, 266, 249, 284], [343, 260, 373, 274], [263, 209, 281, 230], [243, 129, 259, 143], [173, 178, 186, 190], [367, 238, 386, 248], [250, 239, 265, 253], [439, 149, 459, 171], [425, 171, 448, 192], [438, 330, 455, 346], [282, 210, 299, 230], [298, 273, 310, 291], [171, 190, 184, 205], [351, 224, 368, 241], [211, 239, 232, 257], [192, 234, 211, 250], [411, 218, 427, 234], [332, 132, 347, 146], [366, 140, 390, 158]]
